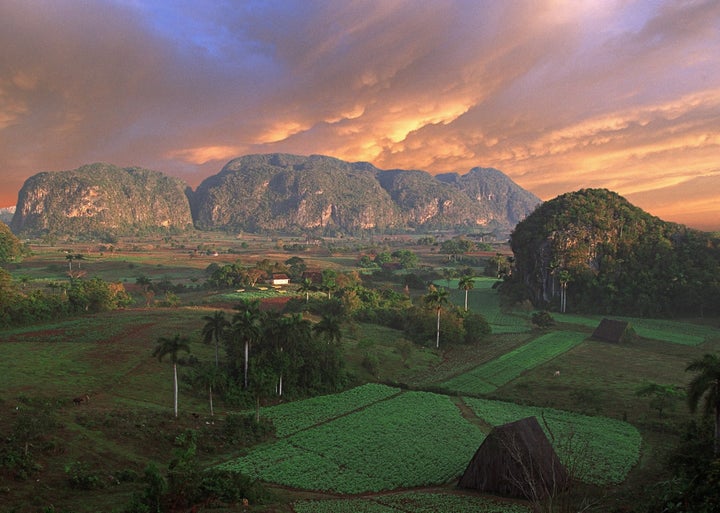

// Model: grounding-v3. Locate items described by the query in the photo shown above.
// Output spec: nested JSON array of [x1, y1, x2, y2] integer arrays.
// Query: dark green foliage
[[403, 304, 465, 347], [199, 468, 268, 505], [440, 237, 476, 260], [2, 400, 58, 480], [463, 312, 492, 344], [0, 274, 130, 327], [484, 253, 511, 278], [223, 414, 274, 445], [509, 188, 720, 316], [531, 310, 555, 329], [644, 419, 720, 513], [67, 277, 132, 313], [0, 221, 25, 262], [635, 382, 683, 418], [361, 352, 380, 377], [65, 461, 105, 490]]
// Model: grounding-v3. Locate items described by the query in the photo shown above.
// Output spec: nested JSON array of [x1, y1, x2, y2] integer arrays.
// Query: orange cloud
[[167, 145, 243, 165]]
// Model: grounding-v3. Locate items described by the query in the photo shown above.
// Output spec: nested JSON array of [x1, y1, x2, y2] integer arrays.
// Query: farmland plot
[[260, 383, 401, 437], [219, 390, 485, 493], [442, 277, 532, 333], [557, 313, 720, 346], [439, 331, 587, 394], [463, 397, 641, 485], [294, 491, 530, 513]]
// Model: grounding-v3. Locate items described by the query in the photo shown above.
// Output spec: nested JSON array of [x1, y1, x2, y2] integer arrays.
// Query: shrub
[[463, 312, 491, 344], [199, 468, 268, 505], [223, 413, 274, 445], [361, 352, 380, 377], [65, 461, 105, 490], [531, 310, 555, 328]]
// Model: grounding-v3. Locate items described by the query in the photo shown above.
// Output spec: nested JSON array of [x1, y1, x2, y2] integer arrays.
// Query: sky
[[1, 0, 719, 230]]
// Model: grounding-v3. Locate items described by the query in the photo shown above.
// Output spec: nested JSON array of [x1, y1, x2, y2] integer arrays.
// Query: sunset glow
[[1, 0, 718, 230]]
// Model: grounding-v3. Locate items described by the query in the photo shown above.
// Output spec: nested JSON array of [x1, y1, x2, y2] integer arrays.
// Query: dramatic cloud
[[1, 0, 718, 229]]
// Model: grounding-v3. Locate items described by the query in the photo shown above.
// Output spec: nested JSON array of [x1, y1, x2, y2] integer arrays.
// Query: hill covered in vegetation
[[11, 154, 540, 237], [508, 188, 720, 316], [11, 163, 194, 238], [194, 154, 540, 234]]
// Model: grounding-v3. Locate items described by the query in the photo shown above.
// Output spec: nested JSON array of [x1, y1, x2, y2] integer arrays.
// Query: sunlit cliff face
[[0, 0, 718, 230]]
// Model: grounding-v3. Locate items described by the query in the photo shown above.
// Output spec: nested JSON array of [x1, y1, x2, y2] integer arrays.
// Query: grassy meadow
[[1, 234, 720, 512]]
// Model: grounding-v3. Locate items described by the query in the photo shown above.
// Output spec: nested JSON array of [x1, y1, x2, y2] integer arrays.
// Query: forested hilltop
[[11, 163, 194, 239], [191, 154, 540, 234], [507, 188, 720, 316], [10, 154, 540, 238]]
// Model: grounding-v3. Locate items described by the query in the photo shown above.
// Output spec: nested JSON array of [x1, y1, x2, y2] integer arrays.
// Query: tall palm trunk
[[209, 385, 214, 417], [173, 363, 179, 418], [715, 405, 720, 456], [244, 341, 249, 389], [436, 308, 441, 348]]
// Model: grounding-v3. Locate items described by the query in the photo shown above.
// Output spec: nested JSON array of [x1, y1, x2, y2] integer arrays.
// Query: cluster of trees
[[155, 301, 347, 420], [509, 189, 720, 316], [205, 256, 308, 289], [357, 249, 419, 269], [0, 221, 27, 263], [644, 353, 720, 512], [291, 276, 491, 349], [0, 269, 131, 327]]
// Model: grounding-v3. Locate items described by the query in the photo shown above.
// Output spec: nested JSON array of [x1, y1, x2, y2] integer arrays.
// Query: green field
[[2, 237, 720, 512], [219, 385, 640, 492], [294, 491, 531, 513], [439, 331, 587, 394]]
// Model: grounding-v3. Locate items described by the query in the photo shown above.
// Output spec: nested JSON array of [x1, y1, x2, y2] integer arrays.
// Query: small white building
[[268, 273, 290, 286]]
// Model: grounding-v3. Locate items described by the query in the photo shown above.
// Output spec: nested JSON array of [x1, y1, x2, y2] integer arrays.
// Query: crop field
[[557, 313, 720, 346], [439, 331, 587, 394], [0, 308, 208, 401], [218, 384, 641, 495], [219, 390, 485, 493], [294, 491, 531, 513], [260, 383, 402, 437], [2, 237, 718, 512], [462, 397, 641, 485], [443, 277, 532, 333]]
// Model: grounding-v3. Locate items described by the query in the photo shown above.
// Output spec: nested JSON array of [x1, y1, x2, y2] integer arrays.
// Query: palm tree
[[201, 310, 228, 367], [686, 353, 720, 455], [152, 334, 191, 418], [297, 277, 314, 303], [313, 314, 342, 345], [424, 285, 449, 349], [313, 313, 344, 389], [558, 270, 571, 313], [265, 313, 311, 396], [230, 301, 262, 389], [194, 363, 226, 417], [458, 275, 475, 312]]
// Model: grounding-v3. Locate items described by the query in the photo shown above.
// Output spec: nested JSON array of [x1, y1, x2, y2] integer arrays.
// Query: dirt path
[[451, 396, 494, 434]]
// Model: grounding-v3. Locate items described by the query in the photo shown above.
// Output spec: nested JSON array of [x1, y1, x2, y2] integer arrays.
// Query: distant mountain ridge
[[11, 154, 541, 237], [193, 154, 541, 234], [11, 163, 194, 238]]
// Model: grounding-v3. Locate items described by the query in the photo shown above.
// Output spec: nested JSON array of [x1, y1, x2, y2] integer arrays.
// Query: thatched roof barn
[[458, 416, 568, 500], [591, 318, 634, 343]]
